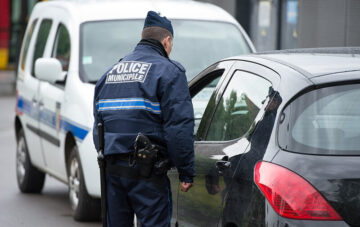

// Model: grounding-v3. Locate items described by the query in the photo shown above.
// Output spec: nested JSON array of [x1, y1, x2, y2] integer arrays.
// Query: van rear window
[[278, 83, 360, 155]]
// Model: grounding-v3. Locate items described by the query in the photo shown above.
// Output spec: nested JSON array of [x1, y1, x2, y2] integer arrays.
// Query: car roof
[[226, 47, 360, 79], [34, 0, 238, 24], [256, 47, 360, 78]]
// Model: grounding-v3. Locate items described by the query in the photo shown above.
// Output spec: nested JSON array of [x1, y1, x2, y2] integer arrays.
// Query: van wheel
[[67, 145, 100, 221], [16, 129, 45, 193]]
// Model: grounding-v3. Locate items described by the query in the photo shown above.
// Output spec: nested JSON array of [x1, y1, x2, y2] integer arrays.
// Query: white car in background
[[14, 0, 254, 221]]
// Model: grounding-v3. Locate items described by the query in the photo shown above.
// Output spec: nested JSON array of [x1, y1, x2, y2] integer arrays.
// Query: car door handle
[[216, 160, 231, 174], [39, 100, 44, 107], [32, 97, 37, 104], [216, 160, 231, 169]]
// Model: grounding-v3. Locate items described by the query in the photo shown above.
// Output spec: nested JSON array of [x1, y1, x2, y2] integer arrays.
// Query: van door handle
[[39, 100, 44, 107], [32, 97, 37, 104]]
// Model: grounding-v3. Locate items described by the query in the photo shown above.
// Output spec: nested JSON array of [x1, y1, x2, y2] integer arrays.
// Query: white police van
[[14, 0, 255, 221]]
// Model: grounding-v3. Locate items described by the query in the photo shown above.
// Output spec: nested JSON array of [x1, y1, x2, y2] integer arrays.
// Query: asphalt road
[[0, 96, 101, 227]]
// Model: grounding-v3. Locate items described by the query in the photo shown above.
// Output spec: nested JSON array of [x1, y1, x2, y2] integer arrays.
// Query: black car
[[171, 48, 360, 227]]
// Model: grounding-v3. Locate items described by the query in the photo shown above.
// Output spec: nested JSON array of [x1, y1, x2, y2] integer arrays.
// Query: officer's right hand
[[180, 182, 193, 192]]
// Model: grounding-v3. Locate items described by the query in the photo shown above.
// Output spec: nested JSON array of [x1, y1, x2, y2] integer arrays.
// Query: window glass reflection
[[206, 71, 271, 141]]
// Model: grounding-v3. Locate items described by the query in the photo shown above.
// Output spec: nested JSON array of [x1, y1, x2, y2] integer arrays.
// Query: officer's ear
[[162, 36, 173, 56], [161, 36, 171, 47]]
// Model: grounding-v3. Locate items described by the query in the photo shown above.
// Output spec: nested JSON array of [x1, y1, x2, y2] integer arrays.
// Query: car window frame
[[50, 22, 71, 87], [52, 23, 71, 72], [191, 60, 235, 140], [205, 70, 273, 141], [196, 60, 281, 144]]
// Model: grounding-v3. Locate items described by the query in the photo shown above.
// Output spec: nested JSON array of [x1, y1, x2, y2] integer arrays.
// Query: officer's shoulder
[[94, 74, 106, 93], [168, 59, 185, 73]]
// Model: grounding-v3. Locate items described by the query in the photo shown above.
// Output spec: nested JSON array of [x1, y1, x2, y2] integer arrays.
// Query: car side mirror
[[35, 58, 65, 84]]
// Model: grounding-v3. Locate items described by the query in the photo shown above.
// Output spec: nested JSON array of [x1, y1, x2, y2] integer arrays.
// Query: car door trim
[[26, 123, 60, 147]]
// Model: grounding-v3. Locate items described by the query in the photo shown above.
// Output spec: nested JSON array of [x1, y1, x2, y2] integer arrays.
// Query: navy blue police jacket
[[93, 39, 195, 182]]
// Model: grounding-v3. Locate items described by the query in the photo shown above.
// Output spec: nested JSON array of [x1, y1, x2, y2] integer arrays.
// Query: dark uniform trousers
[[106, 160, 172, 227]]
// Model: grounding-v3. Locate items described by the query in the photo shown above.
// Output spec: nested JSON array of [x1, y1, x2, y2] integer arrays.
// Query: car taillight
[[254, 161, 342, 220]]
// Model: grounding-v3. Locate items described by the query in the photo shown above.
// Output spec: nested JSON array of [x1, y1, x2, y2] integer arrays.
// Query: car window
[[193, 77, 220, 118], [31, 19, 52, 77], [279, 83, 360, 155], [192, 77, 221, 134], [206, 71, 272, 141], [52, 23, 71, 72], [20, 19, 38, 71]]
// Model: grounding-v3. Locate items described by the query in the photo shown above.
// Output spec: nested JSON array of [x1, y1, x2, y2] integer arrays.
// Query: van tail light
[[254, 161, 342, 220]]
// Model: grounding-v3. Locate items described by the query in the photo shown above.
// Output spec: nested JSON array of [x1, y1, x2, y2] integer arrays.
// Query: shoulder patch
[[169, 59, 185, 72]]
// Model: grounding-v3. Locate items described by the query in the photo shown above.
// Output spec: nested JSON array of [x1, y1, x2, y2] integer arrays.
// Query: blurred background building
[[0, 0, 39, 94], [0, 0, 359, 71], [0, 0, 39, 70], [200, 0, 360, 51]]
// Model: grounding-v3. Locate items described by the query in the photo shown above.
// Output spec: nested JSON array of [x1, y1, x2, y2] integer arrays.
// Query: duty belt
[[105, 153, 133, 162]]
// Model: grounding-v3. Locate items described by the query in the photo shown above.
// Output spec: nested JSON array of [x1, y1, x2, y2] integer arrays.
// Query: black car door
[[176, 60, 280, 227], [173, 60, 234, 226]]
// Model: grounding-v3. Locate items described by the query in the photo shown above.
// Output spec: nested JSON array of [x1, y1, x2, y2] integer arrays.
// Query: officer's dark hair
[[142, 26, 173, 42]]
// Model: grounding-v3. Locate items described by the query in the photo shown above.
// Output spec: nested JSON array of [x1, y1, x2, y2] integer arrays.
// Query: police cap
[[143, 11, 174, 36]]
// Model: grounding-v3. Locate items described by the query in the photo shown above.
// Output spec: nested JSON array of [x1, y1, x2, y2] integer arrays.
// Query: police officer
[[93, 11, 194, 227]]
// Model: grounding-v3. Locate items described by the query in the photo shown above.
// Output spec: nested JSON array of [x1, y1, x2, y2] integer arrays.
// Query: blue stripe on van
[[16, 95, 90, 141]]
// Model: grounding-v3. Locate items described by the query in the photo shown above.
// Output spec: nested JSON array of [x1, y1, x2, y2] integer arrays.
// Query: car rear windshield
[[278, 83, 360, 155], [80, 20, 251, 83]]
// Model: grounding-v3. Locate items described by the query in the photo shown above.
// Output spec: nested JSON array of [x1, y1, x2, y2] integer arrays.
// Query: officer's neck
[[139, 39, 169, 58]]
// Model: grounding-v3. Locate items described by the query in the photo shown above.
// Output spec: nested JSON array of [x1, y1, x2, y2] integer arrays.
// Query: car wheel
[[16, 128, 45, 193], [67, 145, 100, 221]]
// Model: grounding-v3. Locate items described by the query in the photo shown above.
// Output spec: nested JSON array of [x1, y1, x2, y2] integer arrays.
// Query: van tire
[[67, 145, 101, 221], [16, 128, 46, 193]]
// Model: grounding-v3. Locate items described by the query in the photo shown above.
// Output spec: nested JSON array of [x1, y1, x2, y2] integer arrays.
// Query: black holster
[[134, 133, 171, 178]]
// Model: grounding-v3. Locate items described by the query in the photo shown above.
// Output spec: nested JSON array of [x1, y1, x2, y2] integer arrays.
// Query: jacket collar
[[136, 38, 169, 58]]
